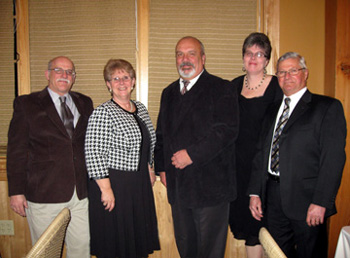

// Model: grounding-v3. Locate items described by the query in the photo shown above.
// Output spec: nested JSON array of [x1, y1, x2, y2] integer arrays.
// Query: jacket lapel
[[170, 71, 208, 135], [283, 90, 311, 131], [70, 92, 85, 138], [38, 87, 69, 138]]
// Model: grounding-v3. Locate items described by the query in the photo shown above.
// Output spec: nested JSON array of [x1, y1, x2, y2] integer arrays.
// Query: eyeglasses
[[276, 68, 305, 78], [110, 75, 132, 84], [244, 51, 266, 59], [49, 68, 76, 76]]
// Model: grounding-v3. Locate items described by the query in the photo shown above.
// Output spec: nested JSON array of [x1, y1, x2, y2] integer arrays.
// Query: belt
[[268, 173, 280, 183]]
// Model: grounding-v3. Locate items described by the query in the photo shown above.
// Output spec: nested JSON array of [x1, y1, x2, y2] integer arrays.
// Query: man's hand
[[159, 172, 167, 187], [10, 195, 28, 217], [306, 204, 326, 227], [171, 149, 193, 169], [249, 196, 263, 221]]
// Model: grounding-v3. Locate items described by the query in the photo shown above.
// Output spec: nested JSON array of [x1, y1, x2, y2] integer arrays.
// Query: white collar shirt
[[179, 69, 204, 93], [48, 87, 80, 127], [268, 87, 307, 175]]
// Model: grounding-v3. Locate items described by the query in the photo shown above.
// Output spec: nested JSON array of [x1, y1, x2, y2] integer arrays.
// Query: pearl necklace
[[244, 73, 266, 90]]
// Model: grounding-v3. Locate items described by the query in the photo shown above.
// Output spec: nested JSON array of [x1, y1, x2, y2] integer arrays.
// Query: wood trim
[[136, 0, 149, 107], [328, 0, 350, 257], [261, 0, 280, 74], [16, 0, 30, 96], [0, 146, 7, 181]]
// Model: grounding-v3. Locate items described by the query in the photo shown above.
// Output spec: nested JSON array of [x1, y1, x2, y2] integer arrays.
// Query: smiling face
[[243, 45, 269, 75], [175, 37, 206, 80], [277, 58, 308, 96], [106, 69, 135, 101], [45, 57, 75, 96]]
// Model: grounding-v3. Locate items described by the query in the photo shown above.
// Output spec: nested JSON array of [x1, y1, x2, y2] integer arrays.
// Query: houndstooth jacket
[[85, 99, 156, 179]]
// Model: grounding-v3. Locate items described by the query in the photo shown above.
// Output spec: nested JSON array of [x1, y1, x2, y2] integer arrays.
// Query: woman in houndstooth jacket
[[85, 59, 160, 258]]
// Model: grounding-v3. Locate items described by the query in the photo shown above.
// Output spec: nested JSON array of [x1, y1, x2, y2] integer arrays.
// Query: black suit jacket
[[7, 87, 94, 203], [248, 90, 346, 220], [155, 70, 239, 208]]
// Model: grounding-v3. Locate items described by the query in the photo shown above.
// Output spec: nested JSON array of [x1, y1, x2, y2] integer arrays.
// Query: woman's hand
[[159, 172, 167, 187], [96, 178, 115, 212], [149, 164, 156, 186]]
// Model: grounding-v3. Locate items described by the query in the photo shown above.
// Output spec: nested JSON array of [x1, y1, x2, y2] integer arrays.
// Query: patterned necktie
[[270, 98, 291, 174], [181, 80, 190, 95], [59, 96, 74, 138]]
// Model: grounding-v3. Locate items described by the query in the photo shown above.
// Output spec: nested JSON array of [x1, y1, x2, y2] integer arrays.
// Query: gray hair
[[176, 36, 206, 56], [276, 52, 307, 71]]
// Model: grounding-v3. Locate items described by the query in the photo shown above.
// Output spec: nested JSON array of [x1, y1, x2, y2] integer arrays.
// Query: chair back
[[259, 227, 287, 258], [26, 208, 71, 258]]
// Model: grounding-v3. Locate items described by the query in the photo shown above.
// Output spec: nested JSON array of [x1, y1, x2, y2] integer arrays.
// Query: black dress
[[89, 110, 160, 258], [229, 75, 283, 246]]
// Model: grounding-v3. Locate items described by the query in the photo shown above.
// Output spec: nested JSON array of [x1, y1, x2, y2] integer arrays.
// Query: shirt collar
[[179, 69, 205, 91], [283, 87, 307, 114]]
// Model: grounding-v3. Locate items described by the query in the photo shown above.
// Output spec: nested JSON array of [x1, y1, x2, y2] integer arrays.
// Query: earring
[[264, 67, 267, 74], [108, 88, 112, 93], [242, 66, 246, 72]]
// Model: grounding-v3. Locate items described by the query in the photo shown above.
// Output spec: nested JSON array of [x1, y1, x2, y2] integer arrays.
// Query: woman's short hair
[[103, 59, 136, 82], [242, 32, 272, 60]]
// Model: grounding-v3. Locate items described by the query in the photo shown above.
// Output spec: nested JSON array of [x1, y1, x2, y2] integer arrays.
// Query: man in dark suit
[[154, 36, 239, 258], [7, 56, 93, 257], [248, 52, 347, 258]]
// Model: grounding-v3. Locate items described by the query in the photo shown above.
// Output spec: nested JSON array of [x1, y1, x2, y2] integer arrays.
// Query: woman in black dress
[[85, 59, 160, 258], [229, 33, 283, 258]]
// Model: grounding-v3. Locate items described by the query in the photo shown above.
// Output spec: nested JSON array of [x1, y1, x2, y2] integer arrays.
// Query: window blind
[[148, 0, 257, 125], [0, 0, 15, 146], [28, 0, 136, 107]]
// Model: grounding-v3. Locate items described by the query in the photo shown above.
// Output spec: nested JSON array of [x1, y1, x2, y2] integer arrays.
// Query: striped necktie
[[181, 80, 190, 95], [270, 98, 291, 174]]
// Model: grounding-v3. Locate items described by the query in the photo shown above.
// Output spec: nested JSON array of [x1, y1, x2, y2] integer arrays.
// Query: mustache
[[179, 62, 195, 69], [57, 78, 71, 84]]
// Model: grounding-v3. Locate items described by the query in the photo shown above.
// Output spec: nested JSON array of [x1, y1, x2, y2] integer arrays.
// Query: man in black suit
[[7, 56, 93, 257], [154, 36, 239, 258], [248, 52, 346, 258]]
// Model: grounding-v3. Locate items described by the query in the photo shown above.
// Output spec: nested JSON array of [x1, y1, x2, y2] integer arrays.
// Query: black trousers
[[265, 177, 328, 258], [171, 201, 229, 258]]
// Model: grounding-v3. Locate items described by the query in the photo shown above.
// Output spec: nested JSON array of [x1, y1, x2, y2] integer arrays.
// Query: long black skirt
[[89, 168, 160, 258]]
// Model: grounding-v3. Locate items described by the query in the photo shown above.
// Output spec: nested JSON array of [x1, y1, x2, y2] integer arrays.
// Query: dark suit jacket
[[155, 70, 239, 208], [248, 89, 347, 220], [7, 87, 94, 203]]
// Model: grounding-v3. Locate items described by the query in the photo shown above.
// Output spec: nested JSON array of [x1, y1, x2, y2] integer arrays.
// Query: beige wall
[[279, 0, 325, 95]]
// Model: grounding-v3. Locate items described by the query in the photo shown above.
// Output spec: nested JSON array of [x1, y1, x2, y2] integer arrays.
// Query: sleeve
[[312, 99, 347, 209], [84, 106, 113, 179], [7, 97, 30, 196]]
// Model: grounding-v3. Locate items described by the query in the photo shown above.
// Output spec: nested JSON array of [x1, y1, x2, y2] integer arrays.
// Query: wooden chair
[[259, 227, 287, 258], [26, 208, 71, 258]]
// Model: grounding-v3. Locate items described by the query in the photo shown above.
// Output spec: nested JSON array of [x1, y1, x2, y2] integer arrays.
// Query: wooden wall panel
[[0, 149, 32, 258], [327, 0, 350, 257]]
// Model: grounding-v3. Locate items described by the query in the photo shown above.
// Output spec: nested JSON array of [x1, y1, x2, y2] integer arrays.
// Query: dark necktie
[[59, 96, 74, 138], [270, 98, 291, 174], [181, 80, 190, 95]]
